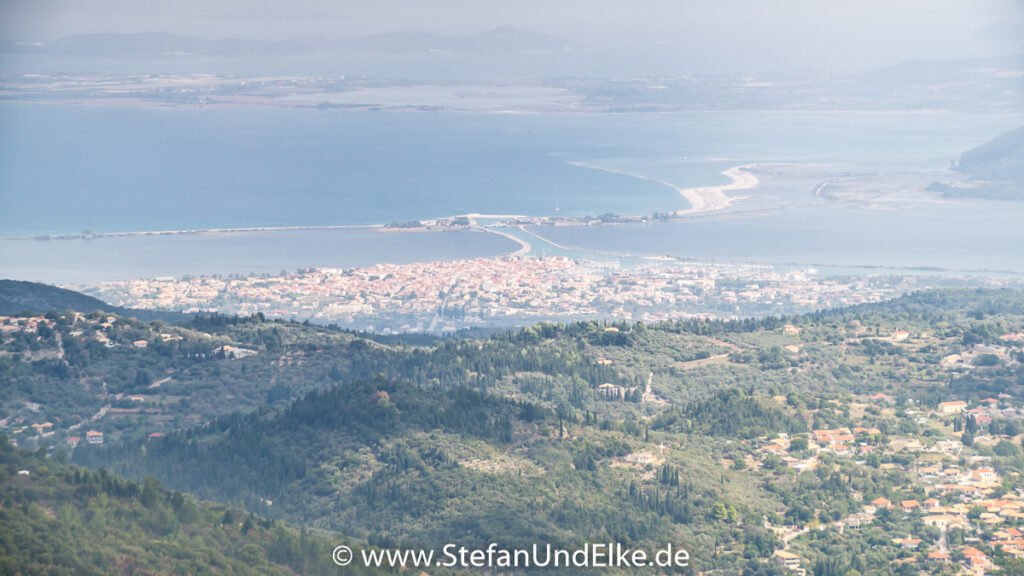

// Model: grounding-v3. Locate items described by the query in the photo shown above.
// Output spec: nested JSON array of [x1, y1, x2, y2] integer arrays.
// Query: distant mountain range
[[857, 53, 1024, 86], [0, 279, 188, 323], [845, 53, 1024, 113], [1, 27, 575, 57], [341, 26, 574, 53]]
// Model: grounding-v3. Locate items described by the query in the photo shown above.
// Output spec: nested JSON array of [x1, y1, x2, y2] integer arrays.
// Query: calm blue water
[[0, 104, 696, 236], [0, 228, 517, 285], [2, 104, 1022, 282], [533, 200, 1024, 275], [3, 105, 1018, 237]]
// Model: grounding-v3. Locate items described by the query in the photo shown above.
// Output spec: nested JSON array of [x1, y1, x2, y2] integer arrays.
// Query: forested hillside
[[0, 438, 392, 576], [4, 288, 1024, 574]]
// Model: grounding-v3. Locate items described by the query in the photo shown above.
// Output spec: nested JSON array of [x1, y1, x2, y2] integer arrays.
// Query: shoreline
[[673, 164, 759, 215], [0, 223, 380, 243], [0, 165, 760, 244], [479, 226, 532, 257], [0, 212, 540, 243], [567, 161, 758, 215], [516, 226, 678, 263]]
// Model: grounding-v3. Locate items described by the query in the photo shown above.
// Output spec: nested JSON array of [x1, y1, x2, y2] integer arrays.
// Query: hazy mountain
[[43, 32, 277, 57], [458, 25, 575, 52], [338, 30, 455, 52], [847, 53, 1024, 112], [956, 125, 1024, 182], [858, 54, 1024, 85], [5, 27, 575, 58], [929, 125, 1024, 201], [340, 26, 574, 53]]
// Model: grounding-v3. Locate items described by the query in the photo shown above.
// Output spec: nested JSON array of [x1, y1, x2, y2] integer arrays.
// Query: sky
[[1, 0, 1022, 72]]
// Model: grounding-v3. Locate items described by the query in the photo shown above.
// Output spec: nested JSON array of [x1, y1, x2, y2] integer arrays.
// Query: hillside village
[[754, 389, 1024, 575]]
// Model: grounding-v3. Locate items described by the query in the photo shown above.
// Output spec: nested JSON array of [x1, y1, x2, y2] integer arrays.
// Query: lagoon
[[2, 104, 1022, 283]]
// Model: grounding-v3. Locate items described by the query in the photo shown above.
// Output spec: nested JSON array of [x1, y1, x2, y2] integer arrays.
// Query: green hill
[[6, 288, 1024, 574], [0, 437, 390, 576], [80, 376, 781, 572], [0, 279, 189, 323]]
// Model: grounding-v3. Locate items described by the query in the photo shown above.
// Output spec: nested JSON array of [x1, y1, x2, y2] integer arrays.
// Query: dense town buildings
[[78, 256, 979, 333]]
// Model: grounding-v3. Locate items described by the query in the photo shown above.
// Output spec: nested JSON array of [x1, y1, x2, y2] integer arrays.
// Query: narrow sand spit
[[567, 161, 758, 215], [674, 165, 759, 214]]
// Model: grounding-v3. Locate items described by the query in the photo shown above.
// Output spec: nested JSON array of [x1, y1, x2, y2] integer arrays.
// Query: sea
[[1, 102, 1022, 283]]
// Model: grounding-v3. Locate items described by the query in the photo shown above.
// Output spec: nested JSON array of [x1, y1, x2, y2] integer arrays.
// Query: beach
[[567, 161, 759, 215], [674, 164, 759, 214]]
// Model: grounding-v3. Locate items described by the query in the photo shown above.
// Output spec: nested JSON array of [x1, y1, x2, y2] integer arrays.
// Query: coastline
[[0, 226, 519, 285], [673, 164, 759, 215], [0, 223, 377, 243], [480, 226, 532, 256], [0, 166, 760, 249], [567, 161, 758, 215], [0, 213, 540, 243]]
